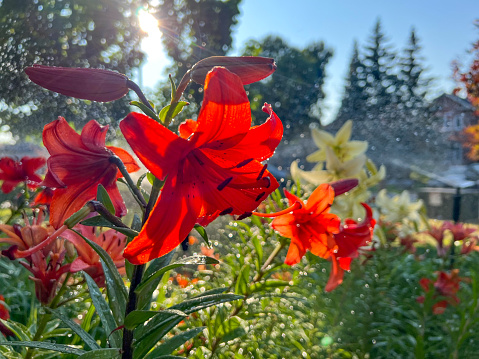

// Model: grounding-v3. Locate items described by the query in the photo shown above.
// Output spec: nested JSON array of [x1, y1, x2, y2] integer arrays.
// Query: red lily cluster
[[0, 211, 70, 304], [0, 295, 13, 337], [269, 182, 375, 291], [417, 269, 465, 315], [425, 221, 478, 257], [22, 59, 281, 265], [0, 156, 46, 194]]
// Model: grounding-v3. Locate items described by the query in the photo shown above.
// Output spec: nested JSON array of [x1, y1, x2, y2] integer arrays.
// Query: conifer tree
[[399, 28, 431, 112], [335, 41, 368, 126], [362, 19, 399, 114]]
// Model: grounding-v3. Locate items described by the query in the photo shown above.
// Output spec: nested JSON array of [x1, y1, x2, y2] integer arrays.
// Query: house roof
[[433, 93, 476, 111]]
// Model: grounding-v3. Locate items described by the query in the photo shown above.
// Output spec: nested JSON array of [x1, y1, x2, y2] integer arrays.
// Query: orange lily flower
[[272, 184, 341, 266], [0, 156, 46, 193], [271, 184, 375, 291], [42, 117, 140, 228], [120, 67, 283, 264]]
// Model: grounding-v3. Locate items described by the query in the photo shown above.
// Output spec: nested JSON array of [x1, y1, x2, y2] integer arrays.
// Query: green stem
[[110, 156, 147, 209], [24, 273, 71, 359], [121, 177, 164, 359], [126, 80, 155, 113]]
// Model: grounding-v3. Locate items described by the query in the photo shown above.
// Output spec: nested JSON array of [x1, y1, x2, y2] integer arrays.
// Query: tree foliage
[[153, 0, 241, 105], [0, 0, 145, 138], [242, 36, 333, 141]]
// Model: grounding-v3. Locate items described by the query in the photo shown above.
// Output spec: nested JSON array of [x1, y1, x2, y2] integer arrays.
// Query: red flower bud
[[25, 65, 129, 102], [189, 56, 276, 85], [329, 178, 359, 196]]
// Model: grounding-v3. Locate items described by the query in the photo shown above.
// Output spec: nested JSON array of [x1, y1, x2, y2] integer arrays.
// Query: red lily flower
[[327, 203, 375, 291], [271, 185, 375, 292], [32, 187, 55, 207], [271, 184, 341, 266], [25, 65, 130, 102], [0, 294, 13, 337], [0, 156, 46, 193], [42, 117, 140, 228], [0, 211, 70, 304], [442, 221, 476, 242], [120, 67, 283, 264], [417, 270, 464, 315], [63, 225, 126, 287]]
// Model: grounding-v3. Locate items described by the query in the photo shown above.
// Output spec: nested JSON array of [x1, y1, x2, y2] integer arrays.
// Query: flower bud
[[25, 65, 129, 102], [329, 178, 359, 196], [189, 56, 276, 85]]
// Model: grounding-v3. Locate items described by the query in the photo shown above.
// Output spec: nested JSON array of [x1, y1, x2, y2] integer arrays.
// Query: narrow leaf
[[235, 265, 251, 295], [130, 101, 161, 122], [77, 348, 121, 358], [249, 280, 290, 293], [83, 272, 122, 348], [74, 230, 128, 325], [194, 224, 211, 247], [137, 251, 176, 310], [97, 185, 115, 214], [80, 216, 139, 238], [215, 317, 247, 344], [133, 310, 187, 341], [145, 327, 205, 359], [45, 308, 100, 350], [0, 341, 85, 355], [136, 256, 218, 298], [170, 293, 242, 315], [124, 309, 185, 331]]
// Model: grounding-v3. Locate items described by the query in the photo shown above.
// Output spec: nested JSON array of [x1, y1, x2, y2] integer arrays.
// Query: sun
[[138, 9, 160, 36]]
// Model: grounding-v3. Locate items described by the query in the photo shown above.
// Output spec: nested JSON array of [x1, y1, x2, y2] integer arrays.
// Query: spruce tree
[[335, 41, 368, 126], [362, 19, 399, 115], [398, 28, 431, 112]]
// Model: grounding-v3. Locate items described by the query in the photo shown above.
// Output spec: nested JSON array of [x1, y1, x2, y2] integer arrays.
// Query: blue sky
[[141, 0, 478, 123]]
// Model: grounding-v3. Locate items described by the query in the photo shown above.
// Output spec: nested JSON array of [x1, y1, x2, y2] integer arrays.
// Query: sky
[[140, 0, 479, 124]]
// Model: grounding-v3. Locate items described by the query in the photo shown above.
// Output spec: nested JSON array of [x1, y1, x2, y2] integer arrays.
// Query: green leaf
[[0, 341, 85, 355], [158, 102, 188, 123], [249, 280, 290, 293], [251, 235, 263, 267], [77, 348, 121, 358], [0, 319, 31, 341], [74, 230, 128, 325], [133, 312, 187, 359], [130, 101, 161, 122], [124, 310, 159, 330], [168, 74, 177, 102], [133, 310, 187, 341], [136, 173, 148, 188], [194, 224, 211, 247], [45, 308, 100, 350], [96, 184, 115, 214], [80, 216, 139, 238], [136, 256, 219, 300], [83, 272, 122, 349], [145, 327, 205, 359], [170, 293, 242, 315], [214, 317, 247, 344], [146, 172, 156, 186], [137, 251, 176, 310], [235, 265, 250, 295]]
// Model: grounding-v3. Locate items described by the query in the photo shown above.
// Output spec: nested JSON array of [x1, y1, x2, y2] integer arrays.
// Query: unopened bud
[[329, 178, 359, 196], [189, 56, 276, 85], [25, 65, 129, 102]]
